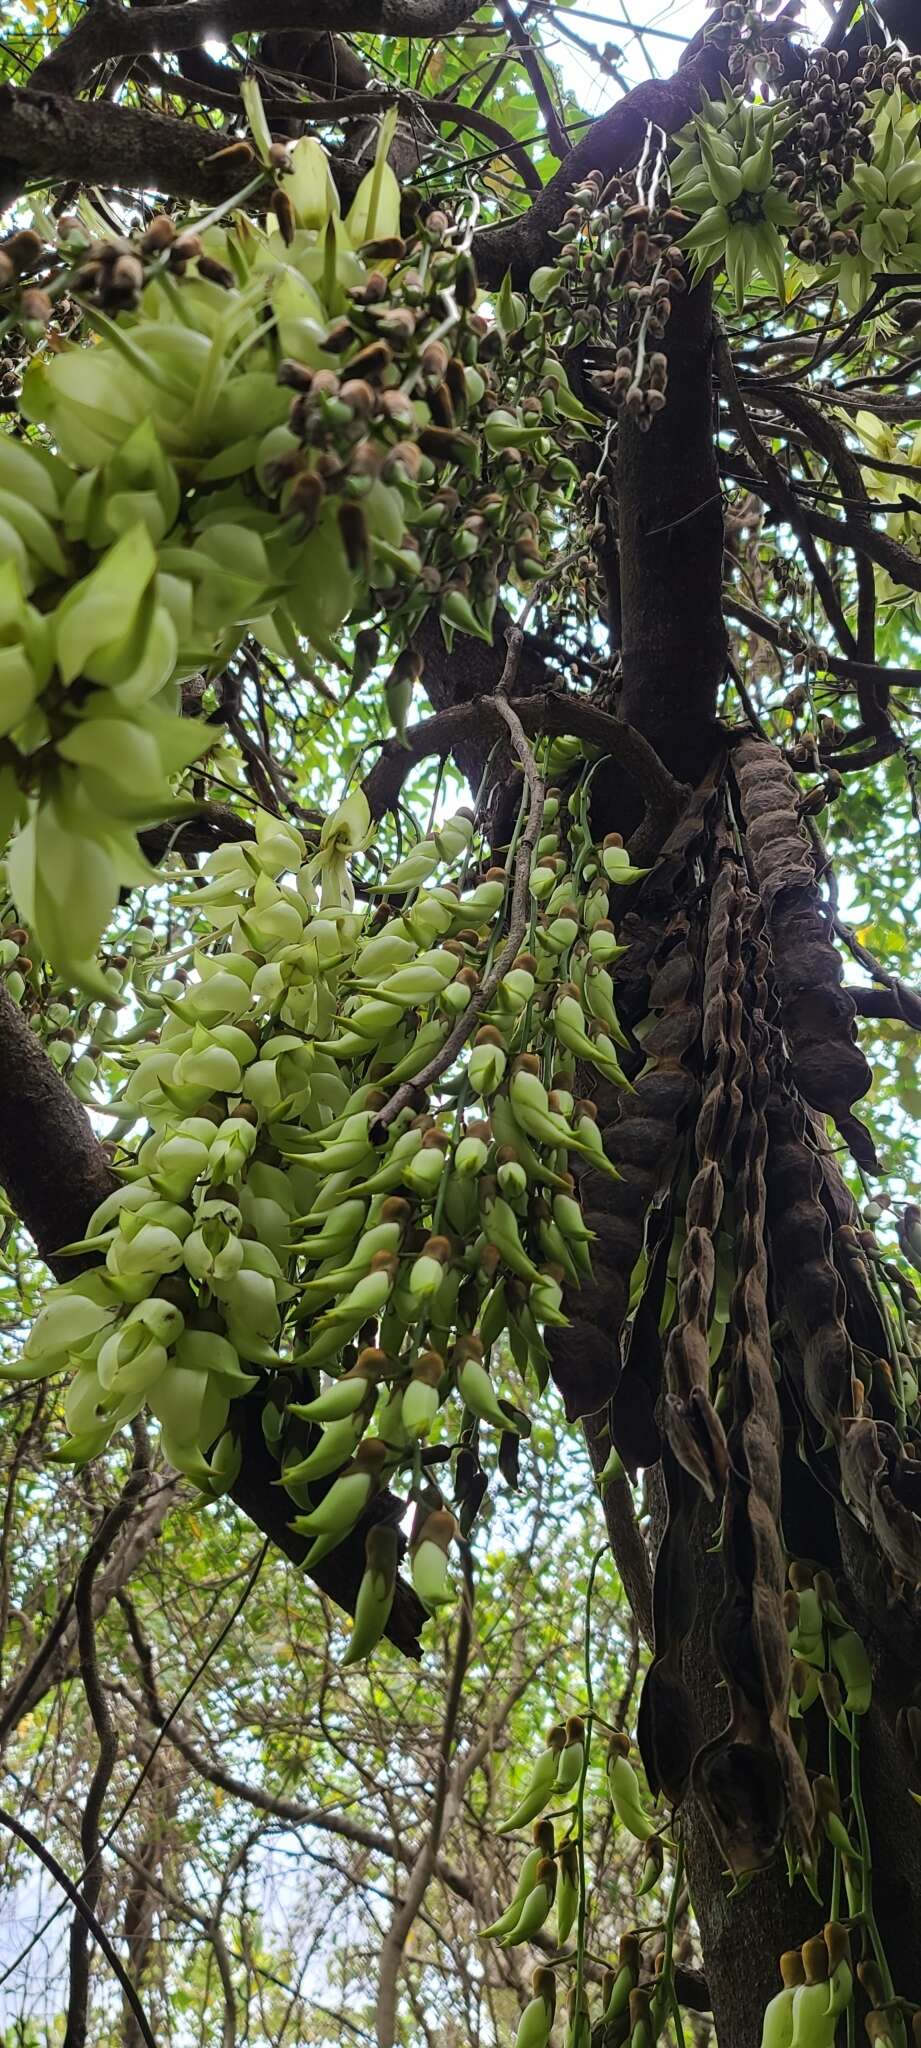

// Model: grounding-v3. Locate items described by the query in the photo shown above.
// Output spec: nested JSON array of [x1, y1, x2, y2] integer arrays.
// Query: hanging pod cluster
[[0, 132, 594, 989], [529, 163, 686, 434], [3, 802, 362, 1490], [470, 741, 921, 2043], [6, 756, 643, 1638]]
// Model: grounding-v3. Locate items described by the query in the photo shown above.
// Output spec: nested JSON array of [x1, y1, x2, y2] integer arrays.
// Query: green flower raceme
[[669, 89, 796, 305], [0, 127, 591, 988], [1, 766, 640, 1550], [831, 86, 921, 308]]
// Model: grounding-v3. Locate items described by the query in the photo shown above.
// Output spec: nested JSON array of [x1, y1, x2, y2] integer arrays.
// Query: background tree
[[1, 2, 921, 2045]]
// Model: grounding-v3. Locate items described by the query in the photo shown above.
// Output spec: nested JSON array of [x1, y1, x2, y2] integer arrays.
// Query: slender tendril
[[849, 1711, 895, 2002], [574, 1543, 608, 2026]]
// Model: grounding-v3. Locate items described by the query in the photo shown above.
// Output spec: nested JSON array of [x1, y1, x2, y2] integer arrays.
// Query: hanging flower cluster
[[0, 125, 596, 990], [3, 755, 645, 1646]]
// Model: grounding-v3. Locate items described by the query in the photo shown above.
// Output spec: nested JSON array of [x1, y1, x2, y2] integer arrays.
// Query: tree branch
[[0, 1452, 150, 1746], [582, 1414, 654, 1647], [375, 1562, 474, 2048], [134, 64, 544, 193], [119, 1622, 543, 1913], [0, 1473, 178, 1739], [716, 323, 860, 660], [0, 81, 265, 213], [64, 1442, 137, 2048], [496, 0, 571, 161], [0, 1807, 156, 2048], [473, 41, 728, 285], [0, 984, 117, 1279], [835, 917, 921, 1031], [4, 39, 726, 316], [851, 985, 921, 1027], [120, 1680, 420, 1869], [28, 0, 485, 97], [724, 596, 912, 695], [228, 1391, 425, 1655], [616, 280, 727, 792], [728, 377, 921, 597], [362, 690, 685, 840], [0, 65, 546, 215], [136, 805, 257, 868]]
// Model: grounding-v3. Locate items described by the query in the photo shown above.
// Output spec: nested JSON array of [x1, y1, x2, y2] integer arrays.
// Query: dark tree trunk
[[609, 281, 921, 2047], [679, 1494, 921, 2045], [615, 282, 726, 793]]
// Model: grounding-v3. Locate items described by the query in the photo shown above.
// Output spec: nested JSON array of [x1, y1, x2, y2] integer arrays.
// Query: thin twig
[[574, 1545, 607, 2030], [64, 1494, 126, 2048], [723, 597, 910, 695], [112, 1841, 377, 2041], [835, 918, 921, 1031], [0, 1474, 179, 1739], [0, 1454, 149, 1746], [497, 0, 571, 159], [765, 385, 890, 727], [374, 1554, 475, 2047], [362, 691, 683, 833], [582, 1413, 653, 1646], [0, 1540, 270, 1997], [0, 1807, 156, 2048], [714, 321, 858, 660], [614, 1611, 641, 1731]]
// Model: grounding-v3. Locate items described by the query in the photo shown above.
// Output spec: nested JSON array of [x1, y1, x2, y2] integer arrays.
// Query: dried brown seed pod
[[140, 214, 176, 254], [1, 230, 44, 275], [170, 231, 203, 265], [273, 190, 296, 246], [19, 288, 52, 327]]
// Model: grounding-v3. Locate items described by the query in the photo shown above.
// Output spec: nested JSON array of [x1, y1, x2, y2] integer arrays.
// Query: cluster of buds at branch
[[778, 46, 876, 202], [716, 2, 794, 92], [587, 185, 685, 430], [760, 1926, 853, 2048], [0, 132, 599, 985], [786, 1561, 872, 1724], [668, 53, 921, 315], [773, 48, 921, 303], [528, 167, 685, 435]]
